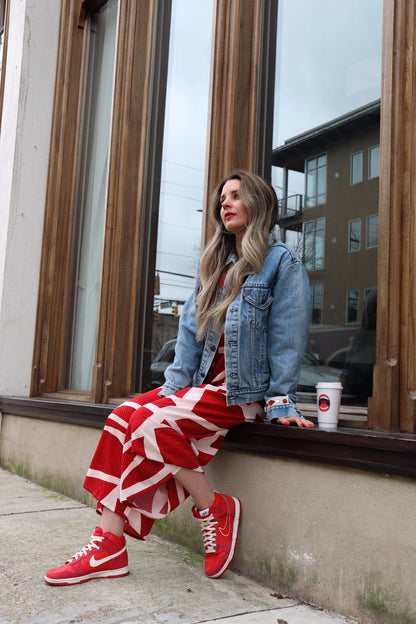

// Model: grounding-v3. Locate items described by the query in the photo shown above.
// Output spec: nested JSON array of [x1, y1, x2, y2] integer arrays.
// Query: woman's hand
[[276, 415, 315, 428]]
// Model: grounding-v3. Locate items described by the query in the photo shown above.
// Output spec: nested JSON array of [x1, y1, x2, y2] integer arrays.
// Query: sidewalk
[[0, 468, 360, 624]]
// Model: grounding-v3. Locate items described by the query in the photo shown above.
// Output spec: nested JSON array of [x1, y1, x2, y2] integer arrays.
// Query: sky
[[155, 0, 213, 313], [273, 0, 383, 147]]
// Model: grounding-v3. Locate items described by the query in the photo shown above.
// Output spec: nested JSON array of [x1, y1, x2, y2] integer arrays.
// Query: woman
[[44, 170, 314, 586]]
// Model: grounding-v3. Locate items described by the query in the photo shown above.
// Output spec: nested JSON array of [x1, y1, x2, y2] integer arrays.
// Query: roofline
[[272, 99, 381, 172]]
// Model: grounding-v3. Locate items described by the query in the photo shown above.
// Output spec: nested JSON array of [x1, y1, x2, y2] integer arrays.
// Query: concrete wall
[[0, 1, 60, 396], [1, 411, 415, 624]]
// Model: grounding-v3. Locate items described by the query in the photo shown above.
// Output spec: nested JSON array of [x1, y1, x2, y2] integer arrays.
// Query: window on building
[[310, 283, 323, 326], [350, 151, 363, 185], [348, 218, 361, 251], [305, 154, 327, 208], [303, 218, 325, 271], [368, 144, 380, 179], [363, 287, 377, 330], [366, 214, 378, 248], [346, 290, 359, 324]]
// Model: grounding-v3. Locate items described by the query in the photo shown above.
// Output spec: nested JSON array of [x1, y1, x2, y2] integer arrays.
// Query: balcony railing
[[277, 194, 303, 231]]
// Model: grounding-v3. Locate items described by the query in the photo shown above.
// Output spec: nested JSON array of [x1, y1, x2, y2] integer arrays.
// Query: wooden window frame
[[368, 0, 416, 432]]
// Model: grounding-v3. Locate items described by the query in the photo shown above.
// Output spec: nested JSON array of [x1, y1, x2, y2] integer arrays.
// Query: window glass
[[305, 154, 327, 207], [366, 214, 378, 248], [303, 218, 325, 271], [368, 144, 380, 179], [310, 283, 323, 326], [63, 0, 119, 390], [346, 290, 359, 324], [351, 151, 363, 185], [316, 157, 327, 203], [148, 0, 213, 390], [272, 0, 382, 408], [348, 218, 361, 251]]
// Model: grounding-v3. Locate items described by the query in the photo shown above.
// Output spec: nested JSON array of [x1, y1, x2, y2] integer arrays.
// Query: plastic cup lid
[[315, 382, 343, 389]]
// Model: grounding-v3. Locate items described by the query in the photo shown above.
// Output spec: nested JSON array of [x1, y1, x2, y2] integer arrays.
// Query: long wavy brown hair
[[195, 170, 278, 340]]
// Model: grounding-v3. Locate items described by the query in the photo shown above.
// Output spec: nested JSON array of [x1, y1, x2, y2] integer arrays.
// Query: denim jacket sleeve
[[160, 285, 204, 396], [264, 250, 310, 421]]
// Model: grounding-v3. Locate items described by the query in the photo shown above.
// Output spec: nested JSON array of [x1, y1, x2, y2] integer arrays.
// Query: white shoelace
[[68, 533, 104, 562], [198, 514, 218, 554]]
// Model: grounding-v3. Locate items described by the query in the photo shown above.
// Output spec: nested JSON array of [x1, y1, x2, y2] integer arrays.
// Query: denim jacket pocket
[[242, 286, 273, 387], [243, 286, 273, 327]]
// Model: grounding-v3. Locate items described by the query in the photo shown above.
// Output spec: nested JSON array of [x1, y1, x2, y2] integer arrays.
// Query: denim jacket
[[161, 241, 310, 421]]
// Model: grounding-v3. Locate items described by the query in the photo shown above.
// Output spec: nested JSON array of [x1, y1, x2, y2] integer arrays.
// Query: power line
[[160, 190, 202, 204], [162, 159, 204, 173], [156, 268, 195, 279], [161, 179, 203, 191]]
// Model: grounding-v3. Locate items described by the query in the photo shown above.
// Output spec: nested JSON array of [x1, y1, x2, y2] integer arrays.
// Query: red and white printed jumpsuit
[[83, 333, 264, 541]]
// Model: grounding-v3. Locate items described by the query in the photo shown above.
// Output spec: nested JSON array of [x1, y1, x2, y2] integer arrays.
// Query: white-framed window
[[305, 153, 327, 207], [368, 144, 380, 179], [350, 151, 363, 185], [346, 290, 359, 324], [366, 213, 379, 248], [310, 283, 324, 326], [303, 218, 325, 271], [348, 218, 361, 251]]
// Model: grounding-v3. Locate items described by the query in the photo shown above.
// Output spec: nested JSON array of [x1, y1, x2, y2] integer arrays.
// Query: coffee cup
[[316, 382, 343, 429]]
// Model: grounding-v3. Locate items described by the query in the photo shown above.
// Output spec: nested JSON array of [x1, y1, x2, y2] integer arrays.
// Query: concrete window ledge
[[1, 396, 416, 479]]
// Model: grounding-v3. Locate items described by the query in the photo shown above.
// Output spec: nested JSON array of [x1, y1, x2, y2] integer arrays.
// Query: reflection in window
[[368, 144, 380, 179], [303, 218, 325, 271], [351, 151, 363, 185], [150, 0, 213, 371], [348, 218, 361, 251], [272, 0, 382, 408], [310, 283, 323, 326], [64, 0, 118, 390], [366, 214, 378, 248], [346, 290, 359, 324], [305, 154, 327, 207]]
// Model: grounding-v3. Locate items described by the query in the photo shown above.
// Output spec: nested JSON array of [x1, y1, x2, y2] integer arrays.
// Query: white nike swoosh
[[219, 500, 232, 537], [89, 545, 126, 568]]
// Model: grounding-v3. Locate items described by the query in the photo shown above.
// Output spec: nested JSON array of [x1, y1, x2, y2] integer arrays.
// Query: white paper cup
[[316, 382, 343, 429]]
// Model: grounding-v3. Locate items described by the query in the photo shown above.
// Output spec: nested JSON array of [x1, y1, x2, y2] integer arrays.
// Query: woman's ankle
[[100, 506, 125, 536]]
